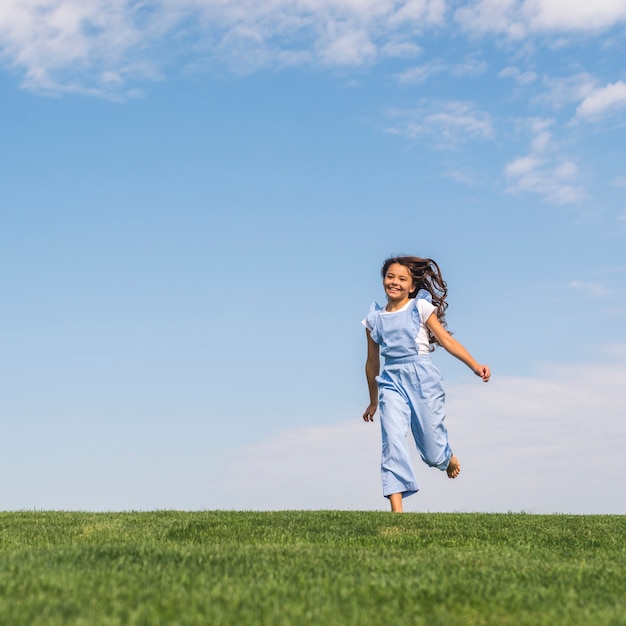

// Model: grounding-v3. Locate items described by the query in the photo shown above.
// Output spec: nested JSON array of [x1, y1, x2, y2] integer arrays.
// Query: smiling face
[[383, 262, 415, 306]]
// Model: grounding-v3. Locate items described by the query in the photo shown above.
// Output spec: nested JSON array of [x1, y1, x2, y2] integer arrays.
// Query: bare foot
[[446, 454, 461, 479]]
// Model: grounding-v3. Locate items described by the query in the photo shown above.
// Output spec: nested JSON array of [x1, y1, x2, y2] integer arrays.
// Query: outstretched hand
[[363, 403, 377, 422], [474, 365, 491, 382]]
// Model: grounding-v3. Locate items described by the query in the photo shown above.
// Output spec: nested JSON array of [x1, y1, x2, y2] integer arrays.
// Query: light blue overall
[[366, 292, 452, 499]]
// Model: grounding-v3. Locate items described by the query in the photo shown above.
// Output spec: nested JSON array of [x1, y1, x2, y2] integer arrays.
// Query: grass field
[[0, 511, 624, 625]]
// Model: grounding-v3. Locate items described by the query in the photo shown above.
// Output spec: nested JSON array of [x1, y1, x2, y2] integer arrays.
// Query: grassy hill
[[1, 511, 624, 625]]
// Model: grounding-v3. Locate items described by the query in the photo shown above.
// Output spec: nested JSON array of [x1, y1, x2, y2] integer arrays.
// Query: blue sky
[[1, 0, 625, 513]]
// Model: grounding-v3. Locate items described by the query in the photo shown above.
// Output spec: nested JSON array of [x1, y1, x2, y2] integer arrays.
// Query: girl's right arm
[[426, 313, 491, 382], [363, 329, 380, 422]]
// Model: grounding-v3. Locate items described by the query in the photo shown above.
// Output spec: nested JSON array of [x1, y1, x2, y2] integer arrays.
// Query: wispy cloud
[[455, 0, 527, 38], [505, 157, 581, 204], [567, 264, 626, 302], [455, 0, 626, 37], [525, 0, 626, 32], [396, 60, 447, 84], [449, 55, 487, 77], [211, 355, 626, 513], [380, 40, 422, 59], [3, 1, 626, 98], [504, 118, 584, 204], [576, 81, 626, 120], [444, 166, 481, 185], [614, 209, 626, 234], [0, 0, 447, 96], [386, 99, 494, 147], [498, 65, 537, 85], [396, 54, 487, 84], [528, 73, 626, 125], [0, 0, 163, 97], [569, 280, 614, 297], [534, 72, 598, 110]]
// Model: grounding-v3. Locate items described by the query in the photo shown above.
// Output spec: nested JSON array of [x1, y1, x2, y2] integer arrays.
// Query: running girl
[[363, 255, 490, 513]]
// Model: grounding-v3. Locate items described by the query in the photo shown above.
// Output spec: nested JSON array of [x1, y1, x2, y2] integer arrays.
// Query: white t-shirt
[[362, 298, 436, 355]]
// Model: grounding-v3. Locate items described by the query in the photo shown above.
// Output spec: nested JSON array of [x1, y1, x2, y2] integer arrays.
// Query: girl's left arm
[[426, 314, 491, 382], [363, 329, 380, 422]]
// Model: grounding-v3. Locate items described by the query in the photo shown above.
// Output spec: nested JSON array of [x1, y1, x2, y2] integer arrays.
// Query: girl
[[362, 255, 490, 513]]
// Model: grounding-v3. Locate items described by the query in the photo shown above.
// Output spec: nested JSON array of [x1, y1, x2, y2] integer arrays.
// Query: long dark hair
[[381, 255, 449, 347]]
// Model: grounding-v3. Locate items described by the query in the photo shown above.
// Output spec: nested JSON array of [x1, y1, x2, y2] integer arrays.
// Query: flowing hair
[[381, 255, 449, 348]]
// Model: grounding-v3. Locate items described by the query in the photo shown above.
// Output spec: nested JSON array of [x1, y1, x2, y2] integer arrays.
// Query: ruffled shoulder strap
[[411, 290, 433, 331], [365, 301, 383, 325], [364, 302, 384, 344]]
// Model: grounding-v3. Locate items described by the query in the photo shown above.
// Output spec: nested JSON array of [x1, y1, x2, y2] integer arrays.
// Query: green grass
[[1, 511, 624, 625]]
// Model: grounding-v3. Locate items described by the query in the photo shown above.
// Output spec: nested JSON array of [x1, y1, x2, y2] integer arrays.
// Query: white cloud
[[4, 0, 624, 97], [568, 267, 626, 302], [3, 354, 625, 512], [211, 355, 626, 513], [387, 100, 494, 147], [456, 0, 626, 36], [576, 81, 626, 120], [380, 40, 422, 58], [0, 0, 447, 95], [530, 74, 626, 125], [614, 209, 626, 233], [0, 0, 166, 97], [505, 154, 539, 177], [396, 55, 486, 84], [524, 0, 626, 32], [504, 117, 584, 204], [498, 65, 537, 85], [450, 55, 487, 76], [505, 157, 581, 204], [387, 0, 448, 26], [395, 60, 447, 83], [455, 0, 527, 38], [415, 102, 494, 137], [535, 72, 598, 110], [444, 167, 480, 185], [569, 280, 613, 297], [316, 28, 378, 66]]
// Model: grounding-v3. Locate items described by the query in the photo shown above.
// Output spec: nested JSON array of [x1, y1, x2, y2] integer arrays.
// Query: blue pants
[[377, 356, 452, 498]]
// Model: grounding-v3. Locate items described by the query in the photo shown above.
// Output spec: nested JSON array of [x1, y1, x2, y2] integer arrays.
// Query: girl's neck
[[385, 296, 411, 312]]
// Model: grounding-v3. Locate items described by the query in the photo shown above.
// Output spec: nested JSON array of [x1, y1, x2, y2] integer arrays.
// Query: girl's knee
[[422, 448, 451, 470]]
